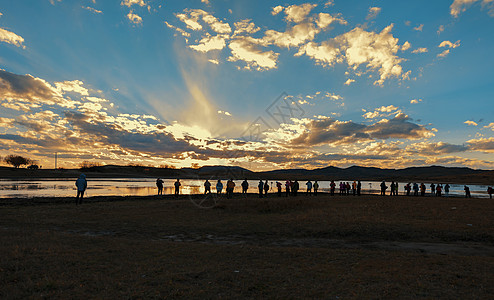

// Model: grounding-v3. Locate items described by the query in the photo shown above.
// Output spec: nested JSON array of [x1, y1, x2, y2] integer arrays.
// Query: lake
[[0, 178, 491, 199]]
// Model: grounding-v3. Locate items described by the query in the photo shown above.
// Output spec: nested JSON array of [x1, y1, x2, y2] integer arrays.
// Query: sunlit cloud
[[466, 137, 494, 152], [412, 47, 428, 53], [464, 120, 478, 126], [413, 24, 424, 31], [410, 99, 423, 104], [127, 10, 143, 25], [82, 6, 102, 14], [366, 7, 381, 20], [0, 27, 25, 48], [450, 0, 494, 17], [121, 0, 146, 7], [439, 40, 461, 48]]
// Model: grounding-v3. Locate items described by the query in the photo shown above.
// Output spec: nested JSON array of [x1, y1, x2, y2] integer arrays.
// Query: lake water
[[0, 178, 491, 199]]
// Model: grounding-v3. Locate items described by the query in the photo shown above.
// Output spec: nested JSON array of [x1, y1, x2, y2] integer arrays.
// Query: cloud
[[228, 37, 279, 70], [413, 24, 424, 31], [55, 80, 89, 96], [0, 27, 25, 48], [464, 120, 478, 126], [406, 141, 468, 155], [366, 7, 381, 20], [467, 137, 494, 152], [274, 4, 318, 23], [189, 34, 228, 52], [0, 70, 75, 109], [484, 122, 494, 131], [437, 49, 450, 58], [290, 113, 433, 146], [363, 105, 399, 119], [121, 0, 146, 7], [401, 41, 411, 51], [82, 6, 102, 14], [410, 99, 423, 104], [450, 0, 494, 17], [412, 47, 428, 53], [437, 25, 445, 34], [176, 9, 231, 34], [233, 19, 260, 36], [439, 40, 461, 48], [127, 10, 143, 25], [344, 79, 355, 85]]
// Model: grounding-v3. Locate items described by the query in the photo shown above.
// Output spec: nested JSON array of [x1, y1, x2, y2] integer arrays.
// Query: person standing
[[156, 178, 164, 195], [330, 180, 336, 196], [444, 184, 450, 197], [226, 179, 235, 199], [276, 181, 282, 197], [75, 174, 87, 205], [380, 181, 387, 196], [264, 180, 270, 196], [464, 185, 471, 198], [293, 180, 299, 196], [306, 180, 313, 195], [174, 179, 181, 196], [204, 180, 211, 194], [258, 180, 264, 198], [313, 181, 319, 196], [430, 183, 435, 196], [487, 186, 492, 199], [285, 180, 291, 197], [420, 183, 426, 196], [436, 184, 442, 197], [241, 179, 249, 194], [390, 182, 395, 196], [216, 180, 223, 194], [357, 181, 361, 196], [413, 183, 419, 196]]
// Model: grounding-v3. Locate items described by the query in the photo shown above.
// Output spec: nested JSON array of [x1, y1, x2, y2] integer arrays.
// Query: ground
[[1, 193, 493, 299]]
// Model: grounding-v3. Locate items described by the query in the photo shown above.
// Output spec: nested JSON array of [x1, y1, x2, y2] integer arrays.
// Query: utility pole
[[55, 152, 57, 170]]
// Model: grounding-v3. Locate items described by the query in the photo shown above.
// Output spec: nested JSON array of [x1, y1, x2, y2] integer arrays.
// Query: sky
[[0, 0, 493, 170]]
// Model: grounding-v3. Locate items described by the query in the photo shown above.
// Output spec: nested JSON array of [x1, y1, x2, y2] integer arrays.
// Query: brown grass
[[1, 193, 493, 299]]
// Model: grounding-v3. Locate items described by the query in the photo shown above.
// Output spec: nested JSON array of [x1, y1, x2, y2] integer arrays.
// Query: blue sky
[[0, 0, 493, 170]]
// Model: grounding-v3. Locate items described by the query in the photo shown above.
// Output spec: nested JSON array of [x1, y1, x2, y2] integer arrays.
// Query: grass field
[[1, 193, 493, 299]]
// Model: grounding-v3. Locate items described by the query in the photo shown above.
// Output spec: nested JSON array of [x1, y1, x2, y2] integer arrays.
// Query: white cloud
[[464, 120, 478, 126], [208, 59, 219, 65], [127, 10, 143, 25], [217, 110, 232, 116], [121, 0, 146, 7], [264, 22, 320, 48], [450, 0, 494, 17], [410, 99, 423, 104], [439, 40, 461, 48], [413, 24, 424, 31], [55, 80, 89, 96], [272, 5, 284, 16], [344, 78, 355, 85], [189, 34, 228, 52], [228, 37, 279, 70], [82, 6, 102, 14], [176, 9, 231, 34], [366, 7, 381, 20], [412, 47, 428, 53], [233, 19, 260, 36], [437, 49, 450, 58], [283, 4, 318, 23], [0, 27, 25, 48], [201, 0, 210, 4], [401, 41, 411, 51]]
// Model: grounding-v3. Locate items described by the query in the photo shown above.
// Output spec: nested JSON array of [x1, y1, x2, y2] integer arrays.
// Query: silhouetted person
[[357, 181, 361, 196], [204, 179, 211, 194], [276, 181, 282, 197], [420, 183, 426, 196], [390, 182, 395, 196], [264, 180, 269, 195], [285, 180, 291, 197], [405, 183, 411, 196], [430, 183, 435, 196], [444, 184, 450, 197], [413, 183, 419, 196], [380, 181, 387, 196], [330, 180, 335, 196], [156, 178, 164, 195], [226, 179, 235, 199], [216, 180, 223, 194], [258, 180, 264, 198], [464, 185, 471, 198], [346, 182, 351, 195], [314, 181, 319, 196], [241, 179, 249, 194], [352, 181, 356, 196], [75, 173, 87, 205], [436, 184, 442, 197], [292, 180, 299, 196], [306, 180, 312, 195], [487, 186, 492, 199], [174, 179, 181, 196]]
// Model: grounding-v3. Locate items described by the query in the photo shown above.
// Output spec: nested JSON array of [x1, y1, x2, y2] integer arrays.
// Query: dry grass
[[1, 193, 493, 299]]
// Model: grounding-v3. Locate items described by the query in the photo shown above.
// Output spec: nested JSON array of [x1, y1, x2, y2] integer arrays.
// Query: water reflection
[[0, 178, 490, 199]]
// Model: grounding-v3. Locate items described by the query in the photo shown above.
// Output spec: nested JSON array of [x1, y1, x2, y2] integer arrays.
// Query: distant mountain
[[0, 164, 492, 184]]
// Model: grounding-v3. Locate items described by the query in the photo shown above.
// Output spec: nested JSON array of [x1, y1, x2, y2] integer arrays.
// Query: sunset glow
[[1, 0, 493, 170]]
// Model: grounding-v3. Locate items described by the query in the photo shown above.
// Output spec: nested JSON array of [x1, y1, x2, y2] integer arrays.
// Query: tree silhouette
[[4, 155, 32, 168]]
